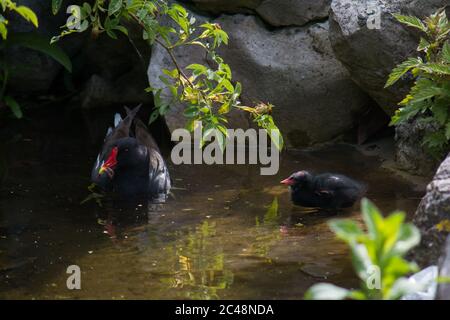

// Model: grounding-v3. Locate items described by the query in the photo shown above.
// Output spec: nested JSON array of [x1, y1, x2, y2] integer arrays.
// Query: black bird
[[281, 171, 366, 209], [91, 105, 171, 203]]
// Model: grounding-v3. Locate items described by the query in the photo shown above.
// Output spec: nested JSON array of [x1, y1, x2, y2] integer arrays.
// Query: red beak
[[280, 177, 294, 186]]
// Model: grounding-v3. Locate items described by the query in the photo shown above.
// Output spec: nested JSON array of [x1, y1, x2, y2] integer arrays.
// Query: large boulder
[[182, 0, 332, 27], [329, 0, 450, 115], [256, 0, 332, 27], [180, 0, 262, 14], [148, 11, 371, 146], [412, 154, 450, 267], [216, 15, 370, 147]]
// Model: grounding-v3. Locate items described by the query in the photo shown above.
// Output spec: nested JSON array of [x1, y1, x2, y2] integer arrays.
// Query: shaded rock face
[[180, 0, 262, 14], [75, 24, 153, 110], [182, 0, 332, 27], [6, 0, 85, 94], [412, 154, 450, 267], [256, 0, 332, 27], [5, 1, 153, 110], [329, 0, 450, 115], [148, 10, 371, 146], [395, 119, 439, 176], [437, 235, 450, 300]]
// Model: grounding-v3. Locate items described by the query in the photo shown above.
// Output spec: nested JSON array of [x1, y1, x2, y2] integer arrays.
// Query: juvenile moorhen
[[91, 105, 171, 202], [281, 171, 366, 209]]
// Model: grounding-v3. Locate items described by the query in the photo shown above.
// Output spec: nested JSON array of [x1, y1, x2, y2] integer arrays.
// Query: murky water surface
[[0, 118, 423, 299]]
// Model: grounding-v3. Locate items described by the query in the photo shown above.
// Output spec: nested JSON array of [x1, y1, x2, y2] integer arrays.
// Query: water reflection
[[159, 221, 234, 300], [0, 128, 425, 299]]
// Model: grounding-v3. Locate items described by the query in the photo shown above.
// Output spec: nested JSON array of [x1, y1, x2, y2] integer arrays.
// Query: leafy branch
[[51, 0, 283, 150], [386, 8, 450, 157]]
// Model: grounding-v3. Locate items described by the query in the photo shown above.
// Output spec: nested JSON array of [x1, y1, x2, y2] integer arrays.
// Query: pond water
[[0, 114, 424, 300]]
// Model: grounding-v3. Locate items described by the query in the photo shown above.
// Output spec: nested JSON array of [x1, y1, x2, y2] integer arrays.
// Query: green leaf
[[148, 109, 159, 125], [386, 277, 423, 300], [385, 58, 421, 87], [391, 224, 420, 256], [393, 14, 427, 32], [7, 33, 72, 72], [442, 41, 450, 62], [15, 6, 38, 28], [399, 78, 441, 105], [52, 0, 63, 15], [0, 21, 7, 40], [218, 101, 230, 114], [349, 242, 374, 282], [361, 198, 383, 239], [431, 101, 448, 125], [305, 283, 350, 300], [417, 37, 430, 51], [108, 0, 123, 16], [422, 63, 450, 75], [329, 219, 364, 242], [4, 95, 23, 118]]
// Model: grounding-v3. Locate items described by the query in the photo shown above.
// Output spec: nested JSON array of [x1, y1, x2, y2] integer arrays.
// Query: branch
[[129, 12, 208, 103]]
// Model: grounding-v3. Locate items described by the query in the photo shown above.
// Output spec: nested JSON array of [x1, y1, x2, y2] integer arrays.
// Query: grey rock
[[182, 0, 332, 27], [437, 235, 450, 300], [395, 119, 439, 176], [329, 0, 449, 115], [412, 154, 450, 267], [148, 11, 371, 146], [180, 0, 262, 14], [216, 15, 370, 147], [256, 0, 331, 27]]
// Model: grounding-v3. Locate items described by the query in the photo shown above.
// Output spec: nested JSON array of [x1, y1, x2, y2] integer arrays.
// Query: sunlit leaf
[[4, 95, 22, 118]]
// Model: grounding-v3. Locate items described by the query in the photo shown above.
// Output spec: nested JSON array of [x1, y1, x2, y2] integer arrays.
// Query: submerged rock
[[412, 154, 450, 267]]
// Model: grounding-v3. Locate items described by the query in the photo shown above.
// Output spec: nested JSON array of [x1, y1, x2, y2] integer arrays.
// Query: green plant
[[51, 0, 283, 150], [385, 8, 450, 157], [305, 198, 421, 300], [0, 0, 38, 40], [0, 0, 71, 118]]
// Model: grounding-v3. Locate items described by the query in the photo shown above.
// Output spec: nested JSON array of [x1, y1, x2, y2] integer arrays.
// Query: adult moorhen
[[281, 171, 366, 209], [91, 105, 171, 202]]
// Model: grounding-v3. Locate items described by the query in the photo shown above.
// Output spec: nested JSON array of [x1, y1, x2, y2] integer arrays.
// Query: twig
[[129, 12, 208, 103]]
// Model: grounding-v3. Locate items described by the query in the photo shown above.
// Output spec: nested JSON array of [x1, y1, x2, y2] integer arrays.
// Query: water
[[0, 115, 424, 300]]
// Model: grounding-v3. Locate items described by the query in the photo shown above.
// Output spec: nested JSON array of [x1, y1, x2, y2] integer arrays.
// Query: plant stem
[[128, 12, 208, 103]]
